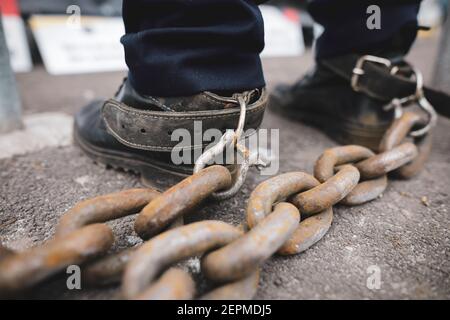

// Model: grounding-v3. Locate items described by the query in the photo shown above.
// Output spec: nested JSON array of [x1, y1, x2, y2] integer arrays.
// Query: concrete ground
[[1, 30, 449, 300]]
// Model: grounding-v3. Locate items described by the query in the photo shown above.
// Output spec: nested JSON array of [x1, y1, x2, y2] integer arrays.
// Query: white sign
[[29, 15, 127, 75], [2, 15, 32, 72], [260, 5, 305, 58]]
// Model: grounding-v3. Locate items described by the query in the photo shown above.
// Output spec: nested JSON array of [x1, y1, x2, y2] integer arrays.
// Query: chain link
[[122, 221, 249, 299], [314, 145, 388, 205], [135, 165, 232, 240], [56, 188, 160, 236], [0, 224, 114, 297], [202, 202, 299, 282]]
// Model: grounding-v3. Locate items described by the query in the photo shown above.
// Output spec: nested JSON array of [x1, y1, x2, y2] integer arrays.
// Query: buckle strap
[[351, 55, 392, 93], [321, 54, 450, 118], [322, 54, 417, 101], [102, 89, 268, 152]]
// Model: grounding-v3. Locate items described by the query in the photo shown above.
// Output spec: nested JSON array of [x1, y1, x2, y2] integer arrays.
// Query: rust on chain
[[83, 246, 138, 286], [396, 133, 433, 179], [135, 268, 196, 300], [356, 142, 419, 179], [278, 207, 333, 255], [56, 188, 160, 236], [0, 224, 113, 296], [378, 111, 432, 179], [202, 203, 299, 282], [340, 175, 388, 205], [246, 172, 319, 229], [122, 220, 242, 299], [379, 111, 424, 152], [292, 165, 360, 215], [134, 166, 232, 240], [200, 270, 260, 300], [314, 145, 375, 182], [82, 215, 184, 287], [246, 172, 332, 255], [314, 145, 386, 205]]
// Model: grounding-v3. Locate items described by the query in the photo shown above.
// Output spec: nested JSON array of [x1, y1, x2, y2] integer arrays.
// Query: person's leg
[[121, 0, 266, 97], [271, 0, 423, 150], [74, 0, 269, 181], [309, 0, 421, 60]]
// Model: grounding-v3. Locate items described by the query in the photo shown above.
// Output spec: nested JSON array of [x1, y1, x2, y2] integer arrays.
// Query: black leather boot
[[270, 62, 397, 150], [74, 79, 267, 186], [270, 27, 422, 151]]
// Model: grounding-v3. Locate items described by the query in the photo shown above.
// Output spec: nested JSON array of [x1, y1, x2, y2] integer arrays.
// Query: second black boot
[[270, 26, 420, 151]]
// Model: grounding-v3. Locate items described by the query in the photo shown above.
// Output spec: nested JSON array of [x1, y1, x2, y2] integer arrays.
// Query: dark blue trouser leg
[[121, 0, 266, 97], [308, 0, 422, 59], [121, 0, 422, 97]]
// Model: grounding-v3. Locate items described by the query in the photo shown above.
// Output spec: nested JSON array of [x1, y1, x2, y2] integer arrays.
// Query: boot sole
[[73, 126, 189, 190]]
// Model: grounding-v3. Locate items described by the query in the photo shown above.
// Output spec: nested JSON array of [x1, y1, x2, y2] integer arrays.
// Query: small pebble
[[421, 196, 430, 207]]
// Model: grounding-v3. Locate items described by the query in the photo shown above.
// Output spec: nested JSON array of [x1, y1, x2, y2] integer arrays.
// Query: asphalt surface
[[1, 31, 449, 299]]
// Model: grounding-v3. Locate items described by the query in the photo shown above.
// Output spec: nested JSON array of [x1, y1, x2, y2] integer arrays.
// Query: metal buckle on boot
[[351, 55, 392, 92]]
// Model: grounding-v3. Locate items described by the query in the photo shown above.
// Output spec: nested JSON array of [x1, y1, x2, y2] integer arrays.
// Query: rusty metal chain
[[0, 188, 160, 297], [0, 103, 435, 299], [122, 220, 260, 300], [135, 165, 232, 240]]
